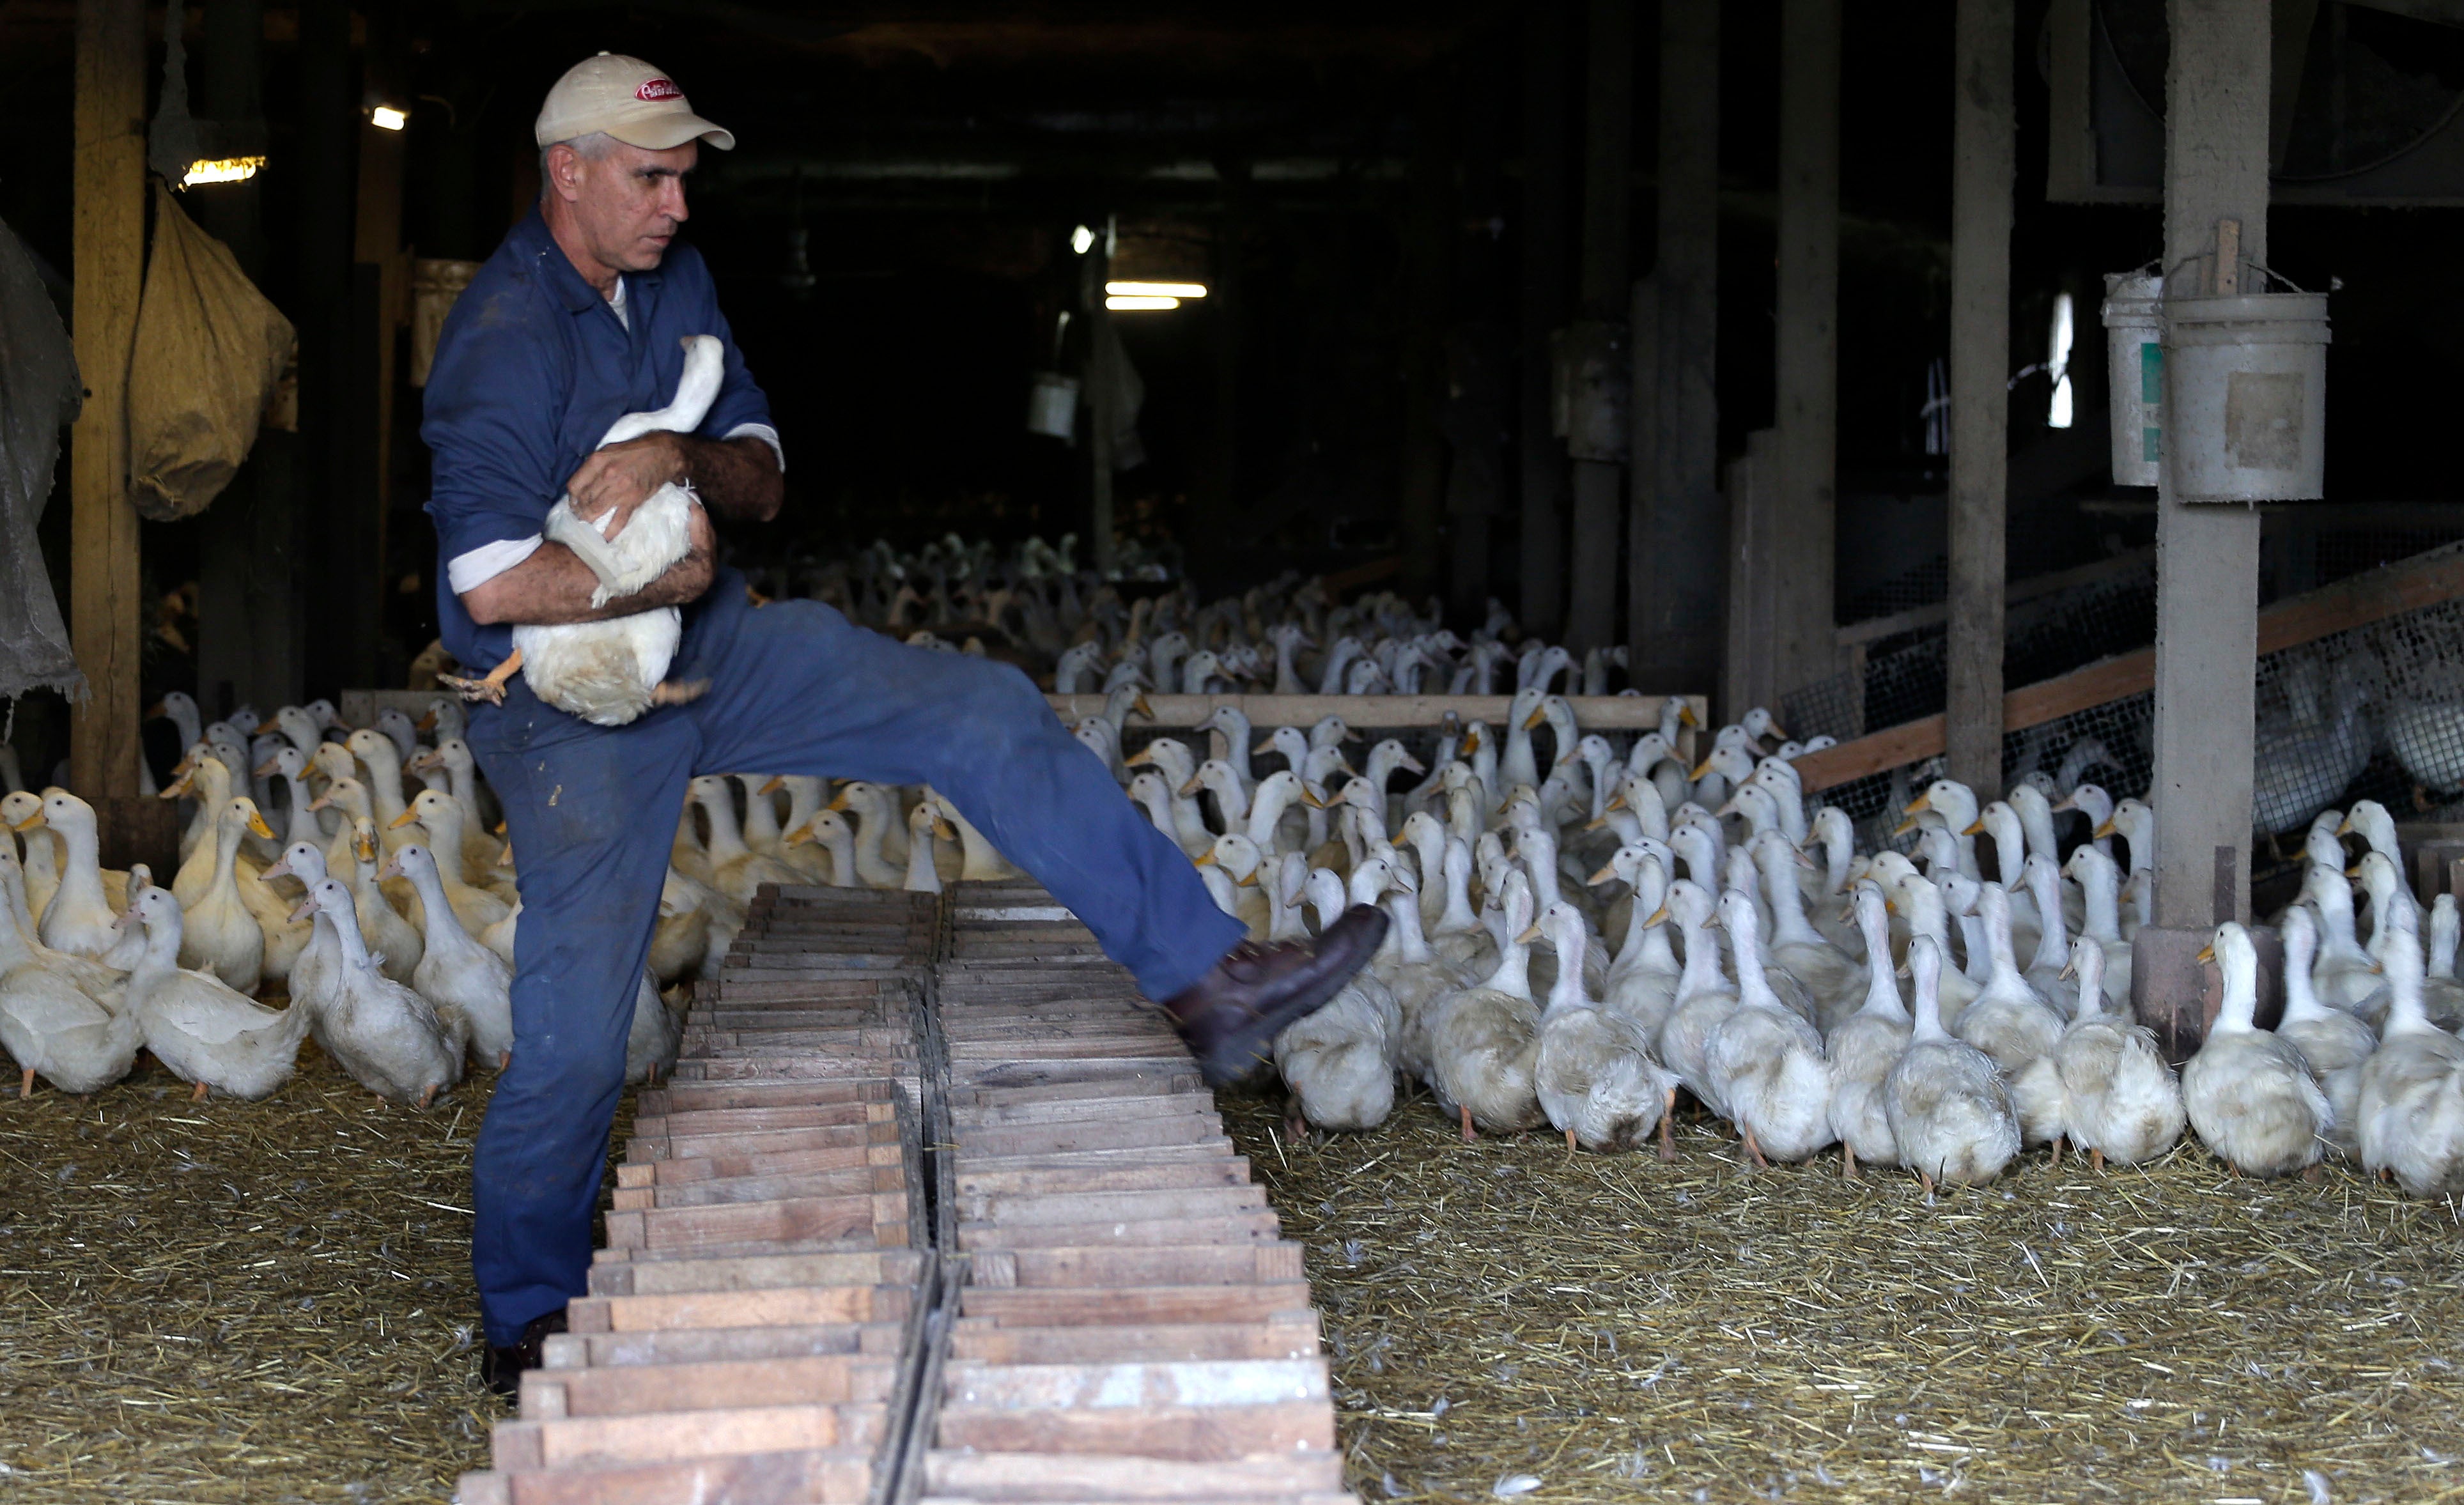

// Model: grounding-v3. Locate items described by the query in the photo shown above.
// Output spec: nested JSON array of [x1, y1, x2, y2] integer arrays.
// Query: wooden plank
[[522, 1355, 899, 1417], [611, 1172, 908, 1214], [958, 1283, 1314, 1327], [68, 0, 146, 799], [615, 1146, 899, 1191], [952, 1160, 1251, 1197], [458, 1448, 872, 1505], [495, 1401, 884, 1468], [971, 1243, 1308, 1290], [957, 1213, 1283, 1252], [1045, 691, 1698, 730], [945, 1317, 1320, 1365], [601, 1193, 909, 1254], [941, 1358, 1327, 1409], [920, 1450, 1342, 1500], [587, 1248, 920, 1298], [566, 1281, 908, 1335], [961, 1185, 1266, 1226], [541, 1322, 909, 1371], [1793, 541, 2464, 792], [933, 1398, 1333, 1460]]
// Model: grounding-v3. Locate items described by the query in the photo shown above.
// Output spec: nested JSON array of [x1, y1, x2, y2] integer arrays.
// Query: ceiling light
[[1106, 295, 1179, 311], [1071, 224, 1096, 256], [182, 155, 266, 186], [371, 105, 408, 132], [1106, 281, 1207, 300]]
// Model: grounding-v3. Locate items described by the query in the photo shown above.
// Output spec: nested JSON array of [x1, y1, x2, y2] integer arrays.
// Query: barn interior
[[9, 1, 2464, 1501]]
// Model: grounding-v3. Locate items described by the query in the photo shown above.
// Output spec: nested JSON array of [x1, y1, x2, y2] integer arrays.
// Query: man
[[421, 54, 1387, 1396]]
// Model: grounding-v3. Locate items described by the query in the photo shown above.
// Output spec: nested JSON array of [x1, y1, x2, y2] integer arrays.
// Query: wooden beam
[[1792, 541, 2464, 792], [68, 0, 144, 798], [1047, 692, 1702, 731]]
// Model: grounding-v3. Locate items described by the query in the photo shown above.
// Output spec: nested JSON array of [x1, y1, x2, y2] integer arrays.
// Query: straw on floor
[[1223, 1088, 2464, 1504]]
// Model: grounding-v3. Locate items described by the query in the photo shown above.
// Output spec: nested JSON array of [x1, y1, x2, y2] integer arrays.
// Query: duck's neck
[[740, 784, 782, 850], [2213, 951, 2260, 1033], [1675, 918, 1724, 1001], [1730, 915, 1782, 1009], [1480, 932, 1533, 999], [212, 817, 245, 895], [781, 778, 823, 835], [362, 746, 408, 822], [904, 829, 941, 893], [2027, 867, 2070, 974], [2281, 929, 2329, 1021], [1988, 823, 2024, 890], [327, 899, 376, 974], [1909, 962, 1948, 1041], [701, 792, 752, 863], [1385, 891, 1430, 964], [1543, 916, 1591, 1016], [409, 864, 472, 945], [1857, 906, 1905, 1019], [54, 815, 106, 912], [1220, 714, 1252, 782], [2078, 861, 2122, 943], [1759, 851, 1822, 948]]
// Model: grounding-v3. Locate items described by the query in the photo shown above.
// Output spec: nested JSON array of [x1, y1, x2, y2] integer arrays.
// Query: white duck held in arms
[[444, 334, 726, 724]]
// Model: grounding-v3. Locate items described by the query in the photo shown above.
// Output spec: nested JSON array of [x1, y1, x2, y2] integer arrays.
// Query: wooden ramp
[[458, 883, 1354, 1505]]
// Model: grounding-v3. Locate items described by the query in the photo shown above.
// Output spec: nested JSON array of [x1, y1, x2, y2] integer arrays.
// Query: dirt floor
[[9, 1051, 2464, 1504], [0, 1049, 528, 1503], [1220, 1088, 2464, 1505]]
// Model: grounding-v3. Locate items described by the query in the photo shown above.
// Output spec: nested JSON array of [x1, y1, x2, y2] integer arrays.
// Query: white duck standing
[[19, 791, 131, 958], [1274, 865, 1402, 1134], [1884, 936, 2020, 1192], [1704, 888, 1836, 1167], [381, 844, 515, 1070], [2356, 915, 2464, 1196], [2275, 902, 2379, 1157], [295, 878, 465, 1106], [0, 884, 141, 1097], [1827, 881, 1913, 1180], [1425, 870, 1546, 1140], [263, 843, 341, 1017], [1529, 899, 1677, 1155], [121, 888, 311, 1101], [2184, 922, 2331, 1178], [444, 334, 726, 723], [2052, 936, 2185, 1169]]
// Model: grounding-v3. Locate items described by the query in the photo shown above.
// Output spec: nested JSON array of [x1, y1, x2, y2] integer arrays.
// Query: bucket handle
[[2165, 252, 2312, 297]]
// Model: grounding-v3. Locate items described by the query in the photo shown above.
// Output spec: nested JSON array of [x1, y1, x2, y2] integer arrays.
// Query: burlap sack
[[127, 184, 295, 521]]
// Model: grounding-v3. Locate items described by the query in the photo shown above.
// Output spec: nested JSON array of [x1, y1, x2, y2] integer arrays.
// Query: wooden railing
[[1046, 693, 1707, 732], [1790, 541, 2464, 793]]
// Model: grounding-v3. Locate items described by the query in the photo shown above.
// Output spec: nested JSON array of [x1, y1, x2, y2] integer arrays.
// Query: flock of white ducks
[[1126, 688, 2464, 1198], [1, 693, 692, 1107]]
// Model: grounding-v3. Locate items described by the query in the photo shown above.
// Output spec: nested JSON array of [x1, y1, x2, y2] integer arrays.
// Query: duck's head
[[787, 809, 852, 848], [225, 798, 276, 842], [346, 727, 394, 766], [4, 790, 47, 835], [375, 843, 432, 885], [291, 876, 354, 926], [126, 885, 182, 934], [350, 819, 382, 867], [263, 842, 326, 887]]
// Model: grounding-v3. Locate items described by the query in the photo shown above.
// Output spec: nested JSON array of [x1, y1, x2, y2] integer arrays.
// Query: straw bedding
[[0, 1050, 616, 1502], [1223, 1090, 2464, 1504], [7, 1047, 2461, 1503]]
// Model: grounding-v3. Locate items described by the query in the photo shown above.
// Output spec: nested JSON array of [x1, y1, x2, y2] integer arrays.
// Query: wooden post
[[1945, 0, 2015, 794], [1516, 0, 1570, 638], [1563, 0, 1633, 654], [357, 113, 409, 645], [69, 0, 144, 800], [1772, 0, 1842, 711], [1083, 235, 1117, 579], [1636, 0, 1722, 691], [2148, 0, 2270, 930]]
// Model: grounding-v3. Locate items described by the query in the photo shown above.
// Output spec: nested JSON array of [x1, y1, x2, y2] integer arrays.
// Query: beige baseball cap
[[535, 52, 734, 151]]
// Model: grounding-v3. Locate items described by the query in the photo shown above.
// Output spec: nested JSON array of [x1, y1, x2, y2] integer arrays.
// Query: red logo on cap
[[637, 77, 681, 102]]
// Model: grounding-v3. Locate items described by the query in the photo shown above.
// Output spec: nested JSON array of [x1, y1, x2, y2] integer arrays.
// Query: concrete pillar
[[1945, 0, 2014, 794], [2134, 0, 2272, 1056], [1771, 0, 1841, 708], [69, 0, 146, 799], [1517, 1, 1570, 638], [1635, 0, 1721, 691], [1563, 0, 1633, 653]]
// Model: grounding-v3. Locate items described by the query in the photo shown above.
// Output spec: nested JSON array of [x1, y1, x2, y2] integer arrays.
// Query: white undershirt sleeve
[[447, 536, 544, 594]]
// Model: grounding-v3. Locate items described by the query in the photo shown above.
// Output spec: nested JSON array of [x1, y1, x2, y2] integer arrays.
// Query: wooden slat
[[1793, 541, 2464, 791], [1046, 691, 1700, 730]]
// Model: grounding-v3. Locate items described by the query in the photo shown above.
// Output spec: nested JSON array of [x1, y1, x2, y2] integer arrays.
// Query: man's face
[[550, 137, 697, 274]]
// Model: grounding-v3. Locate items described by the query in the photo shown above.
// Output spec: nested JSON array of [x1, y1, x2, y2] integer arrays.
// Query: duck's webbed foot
[[442, 649, 524, 706]]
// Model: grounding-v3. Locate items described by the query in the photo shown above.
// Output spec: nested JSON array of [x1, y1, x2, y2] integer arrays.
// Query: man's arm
[[567, 432, 784, 531], [462, 500, 716, 627]]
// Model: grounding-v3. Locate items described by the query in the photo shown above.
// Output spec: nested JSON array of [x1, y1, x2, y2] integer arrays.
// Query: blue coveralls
[[422, 208, 1245, 1346]]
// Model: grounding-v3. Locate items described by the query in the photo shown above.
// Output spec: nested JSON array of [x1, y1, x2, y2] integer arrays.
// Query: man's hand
[[463, 500, 716, 627], [565, 432, 686, 540]]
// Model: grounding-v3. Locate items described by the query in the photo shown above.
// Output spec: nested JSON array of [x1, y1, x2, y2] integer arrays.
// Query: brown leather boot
[[479, 1307, 568, 1401], [1163, 904, 1389, 1087]]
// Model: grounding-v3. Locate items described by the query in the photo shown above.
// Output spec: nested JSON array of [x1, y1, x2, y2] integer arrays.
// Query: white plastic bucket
[[1025, 371, 1080, 441], [2100, 270, 2163, 486], [2162, 290, 2328, 502]]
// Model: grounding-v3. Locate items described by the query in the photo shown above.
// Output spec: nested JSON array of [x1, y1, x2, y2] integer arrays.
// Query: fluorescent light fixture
[[182, 155, 267, 186], [1106, 281, 1207, 300], [1106, 295, 1179, 311], [2047, 291, 2075, 429], [1071, 224, 1096, 255], [371, 105, 408, 131]]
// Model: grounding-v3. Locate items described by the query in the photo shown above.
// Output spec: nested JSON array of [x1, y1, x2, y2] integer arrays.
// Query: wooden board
[[1792, 540, 2464, 791], [1046, 691, 1700, 730]]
